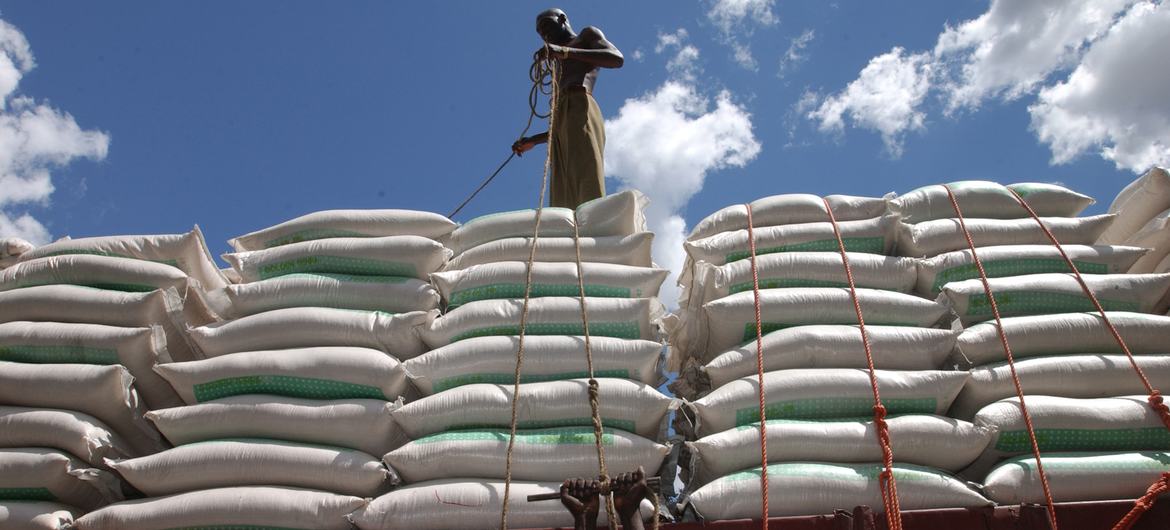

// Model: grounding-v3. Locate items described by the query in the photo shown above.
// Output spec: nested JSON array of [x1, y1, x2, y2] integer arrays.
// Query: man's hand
[[560, 478, 601, 530], [535, 44, 570, 61], [512, 137, 537, 156], [613, 467, 650, 529]]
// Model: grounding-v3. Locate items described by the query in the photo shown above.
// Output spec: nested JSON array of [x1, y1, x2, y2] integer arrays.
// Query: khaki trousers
[[550, 88, 606, 209]]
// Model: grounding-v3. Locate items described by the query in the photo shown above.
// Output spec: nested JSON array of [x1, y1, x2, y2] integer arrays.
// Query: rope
[[447, 153, 516, 219], [821, 198, 904, 530], [1112, 472, 1170, 530], [744, 204, 770, 528], [943, 185, 1059, 530]]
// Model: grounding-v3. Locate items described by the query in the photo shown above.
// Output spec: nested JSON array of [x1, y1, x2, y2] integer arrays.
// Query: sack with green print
[[1099, 167, 1170, 245], [685, 369, 969, 438], [154, 346, 412, 405], [982, 451, 1170, 504], [0, 254, 191, 294], [445, 232, 654, 271], [0, 321, 181, 410], [17, 227, 228, 291], [683, 462, 989, 520], [146, 395, 407, 457], [445, 190, 647, 256], [949, 354, 1170, 420], [687, 194, 887, 243], [384, 426, 668, 483], [966, 396, 1170, 479], [391, 378, 677, 440], [0, 449, 122, 511], [916, 244, 1149, 296], [430, 261, 668, 309], [1, 237, 35, 270], [888, 181, 1094, 224], [187, 306, 434, 359], [419, 297, 663, 349], [205, 273, 439, 319], [404, 335, 662, 395], [107, 438, 393, 497], [943, 273, 1170, 327], [0, 500, 74, 530], [72, 486, 366, 530], [229, 209, 457, 252], [1123, 207, 1170, 273], [0, 362, 164, 456], [954, 312, 1170, 366], [223, 235, 451, 283], [0, 406, 136, 467], [897, 214, 1115, 258]]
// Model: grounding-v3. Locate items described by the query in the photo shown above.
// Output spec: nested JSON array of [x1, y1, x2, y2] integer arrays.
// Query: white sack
[[1124, 208, 1170, 273], [206, 273, 439, 319], [421, 297, 663, 349], [982, 451, 1170, 504], [223, 235, 450, 282], [229, 209, 457, 252], [0, 449, 122, 511], [405, 335, 662, 395], [917, 244, 1149, 295], [897, 214, 1114, 258], [431, 261, 668, 308], [155, 346, 411, 405], [954, 312, 1170, 366], [1098, 167, 1170, 245], [684, 216, 898, 272], [688, 194, 888, 242], [889, 181, 1093, 224], [0, 501, 74, 530], [1, 237, 35, 270], [0, 254, 190, 294], [0, 406, 134, 466], [446, 232, 654, 271], [943, 274, 1170, 326]]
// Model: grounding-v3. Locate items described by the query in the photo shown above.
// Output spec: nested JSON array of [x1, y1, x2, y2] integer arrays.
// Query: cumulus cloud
[[778, 29, 815, 79], [706, 0, 777, 71], [0, 18, 108, 245], [655, 29, 702, 82]]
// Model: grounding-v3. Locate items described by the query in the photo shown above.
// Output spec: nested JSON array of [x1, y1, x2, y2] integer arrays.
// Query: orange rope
[[943, 185, 1059, 530], [821, 198, 904, 530], [1111, 472, 1170, 530], [744, 204, 770, 528]]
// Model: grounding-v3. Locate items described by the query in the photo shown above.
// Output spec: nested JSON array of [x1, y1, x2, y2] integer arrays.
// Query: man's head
[[535, 8, 573, 44]]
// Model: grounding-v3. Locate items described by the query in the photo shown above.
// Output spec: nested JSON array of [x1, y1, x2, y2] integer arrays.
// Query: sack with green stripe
[[949, 354, 1170, 420], [0, 321, 181, 410], [1099, 167, 1170, 245], [682, 462, 989, 520], [685, 415, 992, 487], [206, 273, 439, 319], [916, 244, 1148, 295], [1124, 206, 1170, 273], [0, 254, 191, 294], [187, 306, 434, 359], [223, 234, 451, 283], [420, 297, 663, 349], [17, 227, 228, 291], [942, 274, 1170, 327], [667, 287, 951, 362], [687, 194, 887, 243], [685, 368, 969, 438], [391, 378, 677, 440], [897, 214, 1115, 258], [966, 396, 1170, 479], [0, 406, 135, 467], [0, 362, 164, 456], [229, 208, 457, 252], [889, 181, 1093, 224], [107, 438, 393, 498], [147, 395, 407, 457], [431, 261, 667, 309], [445, 232, 654, 271], [384, 426, 668, 483], [954, 311, 1170, 366], [404, 335, 662, 395], [0, 500, 74, 530], [1, 237, 34, 270], [71, 486, 366, 530], [0, 448, 122, 511], [982, 450, 1170, 504], [155, 346, 412, 405]]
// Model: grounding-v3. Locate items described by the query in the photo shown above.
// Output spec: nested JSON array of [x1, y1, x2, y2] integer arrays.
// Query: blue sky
[[2, 1, 1167, 286]]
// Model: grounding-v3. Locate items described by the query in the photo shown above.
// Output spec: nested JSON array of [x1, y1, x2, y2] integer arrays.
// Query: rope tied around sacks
[[943, 185, 1060, 530], [821, 197, 904, 530], [1112, 472, 1170, 530], [744, 204, 771, 529]]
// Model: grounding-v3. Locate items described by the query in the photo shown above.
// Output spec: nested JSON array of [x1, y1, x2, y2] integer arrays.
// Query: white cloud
[[706, 0, 776, 71], [0, 18, 109, 245], [778, 29, 815, 78], [655, 29, 689, 54], [656, 29, 702, 83], [605, 81, 761, 307]]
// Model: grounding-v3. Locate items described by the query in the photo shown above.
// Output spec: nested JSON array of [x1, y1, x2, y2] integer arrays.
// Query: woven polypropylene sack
[[949, 354, 1170, 420], [1, 237, 35, 270], [71, 486, 366, 530], [391, 378, 676, 440], [689, 369, 969, 437], [685, 462, 989, 520], [350, 479, 654, 530], [0, 362, 163, 455], [420, 297, 663, 349], [229, 209, 457, 252], [916, 244, 1149, 295], [888, 181, 1093, 224], [683, 215, 898, 272], [0, 254, 190, 294], [384, 426, 668, 483], [1098, 167, 1170, 245], [18, 227, 228, 291], [896, 214, 1115, 258], [700, 325, 957, 387], [155, 346, 411, 405], [187, 307, 433, 359], [404, 335, 662, 395], [146, 395, 406, 456], [205, 273, 440, 319], [108, 438, 392, 497], [0, 406, 134, 466], [431, 261, 667, 308], [0, 501, 74, 530], [943, 274, 1170, 327], [445, 232, 654, 271], [1124, 207, 1170, 273], [223, 235, 451, 282], [687, 194, 887, 242], [954, 312, 1170, 366], [0, 449, 122, 511], [982, 451, 1170, 504]]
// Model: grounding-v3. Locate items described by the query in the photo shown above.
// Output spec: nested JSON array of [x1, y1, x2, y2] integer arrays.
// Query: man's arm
[[613, 467, 649, 530], [560, 478, 601, 530], [512, 131, 548, 155], [544, 27, 623, 69]]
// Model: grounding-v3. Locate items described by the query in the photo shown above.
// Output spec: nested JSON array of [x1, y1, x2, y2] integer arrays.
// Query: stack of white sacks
[[1098, 167, 1170, 275], [350, 191, 673, 530], [668, 194, 992, 521], [0, 228, 222, 529]]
